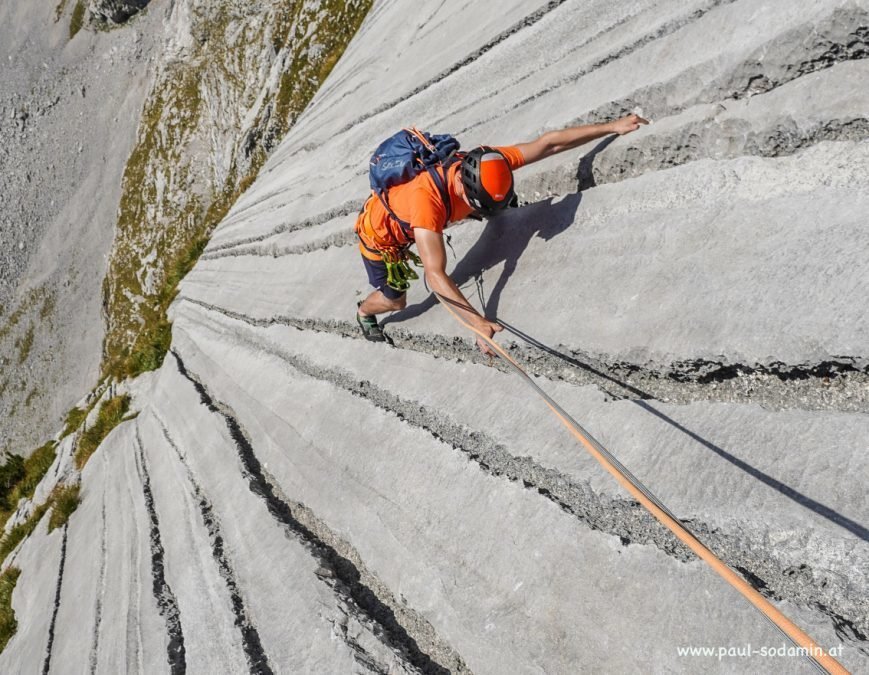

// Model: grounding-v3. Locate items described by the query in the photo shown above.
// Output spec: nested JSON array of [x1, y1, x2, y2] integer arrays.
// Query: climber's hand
[[475, 319, 503, 358], [608, 113, 649, 135]]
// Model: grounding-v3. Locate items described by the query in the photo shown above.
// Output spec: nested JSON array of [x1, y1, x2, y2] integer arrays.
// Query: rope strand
[[432, 291, 848, 675]]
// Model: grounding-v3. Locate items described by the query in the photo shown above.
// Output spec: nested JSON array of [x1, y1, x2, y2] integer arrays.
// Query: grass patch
[[14, 324, 34, 364], [0, 480, 81, 554], [105, 228, 210, 380], [0, 458, 25, 512], [0, 502, 50, 563], [39, 292, 56, 321], [23, 389, 38, 408], [0, 566, 21, 654], [61, 404, 89, 439], [0, 442, 57, 518], [74, 395, 131, 469], [48, 484, 80, 533], [0, 441, 58, 544], [13, 443, 56, 506], [0, 286, 46, 345], [273, 0, 373, 137], [69, 0, 86, 39]]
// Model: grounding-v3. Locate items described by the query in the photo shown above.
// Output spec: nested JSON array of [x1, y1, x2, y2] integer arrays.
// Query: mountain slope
[[1, 0, 867, 672]]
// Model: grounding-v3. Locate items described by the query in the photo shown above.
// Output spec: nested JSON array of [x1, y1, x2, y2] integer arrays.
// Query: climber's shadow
[[382, 191, 583, 327], [383, 131, 868, 543], [576, 133, 617, 191], [384, 133, 623, 327], [487, 316, 869, 544]]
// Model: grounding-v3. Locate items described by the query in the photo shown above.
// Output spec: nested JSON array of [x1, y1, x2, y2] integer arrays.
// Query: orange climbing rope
[[433, 292, 849, 675]]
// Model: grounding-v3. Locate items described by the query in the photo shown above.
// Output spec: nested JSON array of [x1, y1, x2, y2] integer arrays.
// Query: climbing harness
[[433, 291, 848, 675]]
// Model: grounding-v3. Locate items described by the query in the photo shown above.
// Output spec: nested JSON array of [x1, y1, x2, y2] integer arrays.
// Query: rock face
[[99, 0, 371, 382], [2, 0, 868, 673], [88, 0, 150, 25], [0, 1, 156, 454], [0, 0, 369, 455]]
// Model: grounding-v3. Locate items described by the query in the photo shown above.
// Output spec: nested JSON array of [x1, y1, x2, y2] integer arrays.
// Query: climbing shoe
[[356, 304, 389, 343]]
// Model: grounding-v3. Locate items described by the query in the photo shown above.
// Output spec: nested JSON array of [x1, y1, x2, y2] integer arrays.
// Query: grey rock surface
[[0, 0, 157, 453], [1, 0, 326, 457], [2, 0, 868, 673]]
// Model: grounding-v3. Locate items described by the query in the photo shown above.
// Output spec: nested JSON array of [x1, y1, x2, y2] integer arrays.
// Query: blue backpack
[[368, 127, 461, 235]]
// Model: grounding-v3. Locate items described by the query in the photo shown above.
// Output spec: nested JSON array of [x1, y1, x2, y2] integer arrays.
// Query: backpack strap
[[408, 125, 457, 226], [376, 160, 456, 241], [406, 126, 436, 154], [426, 163, 452, 225], [375, 189, 414, 239]]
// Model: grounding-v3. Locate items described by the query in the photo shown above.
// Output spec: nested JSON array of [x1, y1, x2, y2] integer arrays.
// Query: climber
[[355, 113, 648, 355]]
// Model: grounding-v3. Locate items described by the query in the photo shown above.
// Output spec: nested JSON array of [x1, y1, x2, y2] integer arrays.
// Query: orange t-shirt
[[357, 146, 525, 257]]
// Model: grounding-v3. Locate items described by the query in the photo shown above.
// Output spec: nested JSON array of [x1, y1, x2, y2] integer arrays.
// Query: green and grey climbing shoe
[[356, 304, 388, 343]]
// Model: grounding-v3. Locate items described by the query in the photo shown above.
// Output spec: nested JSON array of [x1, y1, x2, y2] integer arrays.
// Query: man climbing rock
[[355, 113, 648, 355]]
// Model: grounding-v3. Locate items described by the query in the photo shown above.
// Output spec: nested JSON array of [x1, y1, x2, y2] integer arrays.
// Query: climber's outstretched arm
[[514, 113, 648, 165]]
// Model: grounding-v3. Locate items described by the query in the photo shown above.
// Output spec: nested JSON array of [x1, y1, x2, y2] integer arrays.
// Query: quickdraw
[[382, 248, 423, 292]]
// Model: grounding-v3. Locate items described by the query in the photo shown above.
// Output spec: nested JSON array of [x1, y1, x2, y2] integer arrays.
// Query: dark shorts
[[362, 255, 407, 299]]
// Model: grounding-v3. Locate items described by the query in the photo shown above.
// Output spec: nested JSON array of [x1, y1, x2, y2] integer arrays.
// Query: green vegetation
[[0, 453, 80, 563], [100, 0, 372, 383], [0, 501, 51, 563], [121, 231, 209, 376], [0, 441, 58, 558], [101, 61, 205, 381], [0, 458, 25, 511], [0, 286, 46, 345], [0, 442, 57, 530], [48, 484, 81, 533], [14, 324, 34, 364], [39, 292, 56, 321], [273, 0, 373, 139], [23, 389, 38, 408], [103, 229, 211, 380], [74, 395, 131, 469], [69, 0, 86, 39], [0, 479, 83, 563], [61, 405, 89, 439], [0, 566, 21, 653]]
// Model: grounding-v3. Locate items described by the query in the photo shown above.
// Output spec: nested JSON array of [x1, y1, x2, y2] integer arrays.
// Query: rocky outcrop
[[0, 0, 156, 454], [99, 0, 372, 382], [87, 0, 150, 25], [0, 0, 370, 455]]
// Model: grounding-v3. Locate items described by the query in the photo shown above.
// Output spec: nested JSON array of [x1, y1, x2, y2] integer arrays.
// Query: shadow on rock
[[576, 134, 618, 191], [382, 138, 868, 543], [492, 318, 869, 544], [383, 191, 583, 327]]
